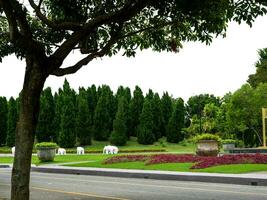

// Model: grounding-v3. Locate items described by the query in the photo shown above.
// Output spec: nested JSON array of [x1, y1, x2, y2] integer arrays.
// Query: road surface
[[1, 168, 267, 200]]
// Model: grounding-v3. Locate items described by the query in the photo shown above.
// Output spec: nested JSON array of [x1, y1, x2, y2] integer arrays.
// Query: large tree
[[0, 0, 266, 199], [248, 48, 267, 88]]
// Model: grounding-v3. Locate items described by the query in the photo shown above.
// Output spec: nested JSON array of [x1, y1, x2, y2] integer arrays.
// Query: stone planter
[[196, 140, 219, 156], [222, 143, 235, 151], [37, 147, 56, 162]]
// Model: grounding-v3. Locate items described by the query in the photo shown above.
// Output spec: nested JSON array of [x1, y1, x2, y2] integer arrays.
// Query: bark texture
[[11, 58, 47, 200]]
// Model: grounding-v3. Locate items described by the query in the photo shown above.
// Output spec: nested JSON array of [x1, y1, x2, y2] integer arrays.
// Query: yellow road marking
[[0, 183, 129, 200]]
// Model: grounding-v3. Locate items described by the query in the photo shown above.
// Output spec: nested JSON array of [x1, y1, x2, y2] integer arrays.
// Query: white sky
[[1, 16, 267, 101]]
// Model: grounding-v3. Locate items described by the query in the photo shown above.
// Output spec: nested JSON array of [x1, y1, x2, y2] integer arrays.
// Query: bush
[[35, 142, 58, 149], [109, 131, 127, 146], [222, 139, 236, 144], [194, 134, 222, 144]]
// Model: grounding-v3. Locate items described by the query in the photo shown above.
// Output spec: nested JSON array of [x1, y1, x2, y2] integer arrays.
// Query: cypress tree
[[110, 97, 128, 146], [166, 98, 185, 143], [161, 92, 173, 136], [76, 87, 91, 145], [137, 98, 155, 144], [115, 86, 131, 138], [86, 85, 97, 140], [129, 86, 144, 137], [93, 95, 110, 141], [0, 97, 8, 145], [36, 87, 55, 142], [58, 79, 76, 147], [6, 97, 17, 147], [151, 93, 163, 140], [53, 89, 63, 142]]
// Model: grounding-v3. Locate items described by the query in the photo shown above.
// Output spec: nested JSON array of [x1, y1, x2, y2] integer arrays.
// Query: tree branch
[[48, 0, 149, 72], [28, 0, 82, 31], [51, 26, 122, 76]]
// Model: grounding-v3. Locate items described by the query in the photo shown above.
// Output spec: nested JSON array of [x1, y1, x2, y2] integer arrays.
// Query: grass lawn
[[0, 137, 195, 154], [1, 153, 267, 173], [64, 160, 267, 174], [0, 154, 112, 165]]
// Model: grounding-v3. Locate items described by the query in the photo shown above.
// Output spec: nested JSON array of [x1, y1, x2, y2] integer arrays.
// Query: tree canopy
[[1, 0, 267, 199], [1, 0, 266, 73], [248, 48, 267, 88]]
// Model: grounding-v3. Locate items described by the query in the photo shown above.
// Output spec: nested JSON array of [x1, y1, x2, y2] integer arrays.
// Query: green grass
[[0, 154, 112, 165], [0, 137, 195, 154], [195, 164, 267, 173], [65, 161, 267, 174], [2, 153, 267, 173]]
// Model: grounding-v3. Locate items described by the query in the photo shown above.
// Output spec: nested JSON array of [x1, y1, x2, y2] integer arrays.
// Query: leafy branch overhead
[[0, 0, 266, 75]]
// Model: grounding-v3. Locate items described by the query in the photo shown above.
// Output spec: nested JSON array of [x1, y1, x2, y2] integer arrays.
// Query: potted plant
[[222, 139, 236, 151], [35, 142, 58, 162], [194, 134, 221, 156]]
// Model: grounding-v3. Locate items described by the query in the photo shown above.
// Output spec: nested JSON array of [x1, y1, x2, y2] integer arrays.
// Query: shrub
[[35, 142, 58, 149], [194, 134, 222, 144], [222, 139, 236, 144]]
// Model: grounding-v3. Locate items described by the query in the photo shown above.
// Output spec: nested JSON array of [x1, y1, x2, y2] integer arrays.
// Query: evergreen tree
[[0, 97, 8, 145], [58, 79, 76, 148], [6, 97, 17, 147], [76, 88, 91, 145], [53, 89, 63, 142], [36, 87, 55, 142], [137, 98, 155, 145], [86, 85, 98, 142], [115, 86, 131, 138], [161, 92, 173, 136], [129, 86, 144, 137], [151, 93, 164, 140], [93, 95, 111, 141], [166, 98, 185, 143], [110, 97, 128, 146]]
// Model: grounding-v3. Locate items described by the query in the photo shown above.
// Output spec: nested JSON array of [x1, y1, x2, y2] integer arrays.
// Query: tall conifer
[[36, 87, 55, 142], [0, 97, 8, 145], [6, 97, 17, 147], [137, 98, 155, 144], [166, 98, 185, 143], [110, 97, 128, 146]]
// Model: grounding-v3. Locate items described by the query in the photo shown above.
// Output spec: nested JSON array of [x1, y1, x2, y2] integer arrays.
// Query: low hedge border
[[0, 148, 166, 154]]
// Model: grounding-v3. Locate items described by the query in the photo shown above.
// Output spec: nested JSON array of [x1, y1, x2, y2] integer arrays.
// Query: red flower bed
[[191, 154, 267, 169], [147, 154, 200, 165], [103, 153, 267, 169]]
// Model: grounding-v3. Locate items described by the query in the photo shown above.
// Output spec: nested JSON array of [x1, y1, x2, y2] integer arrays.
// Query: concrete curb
[[0, 165, 10, 168], [31, 166, 267, 186]]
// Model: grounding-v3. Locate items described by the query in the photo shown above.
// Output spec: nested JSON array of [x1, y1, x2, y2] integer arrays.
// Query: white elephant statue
[[103, 145, 119, 154], [77, 147, 85, 155], [57, 148, 66, 155]]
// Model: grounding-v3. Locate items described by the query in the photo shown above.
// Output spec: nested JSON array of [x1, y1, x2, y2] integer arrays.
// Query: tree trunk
[[11, 59, 47, 200]]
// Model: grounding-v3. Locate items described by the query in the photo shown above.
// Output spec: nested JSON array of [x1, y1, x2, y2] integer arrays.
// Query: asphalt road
[[1, 168, 267, 200]]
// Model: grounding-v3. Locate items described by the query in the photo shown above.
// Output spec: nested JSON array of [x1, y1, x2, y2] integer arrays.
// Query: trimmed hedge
[[0, 147, 166, 154], [35, 142, 58, 149]]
